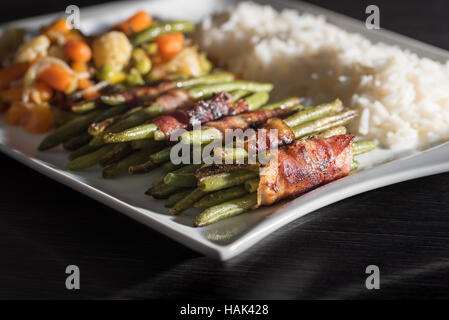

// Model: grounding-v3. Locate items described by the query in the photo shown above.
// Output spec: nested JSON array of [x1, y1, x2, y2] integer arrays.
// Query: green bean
[[179, 128, 221, 145], [131, 139, 166, 150], [99, 143, 133, 167], [164, 172, 197, 187], [188, 81, 273, 100], [292, 110, 357, 139], [162, 161, 185, 172], [146, 164, 202, 196], [300, 125, 348, 140], [103, 123, 158, 143], [284, 99, 343, 128], [195, 193, 257, 227], [133, 21, 195, 45], [261, 97, 302, 110], [89, 104, 162, 146], [66, 145, 116, 171], [146, 180, 181, 199], [162, 163, 202, 175], [199, 171, 258, 192], [38, 109, 102, 151], [68, 144, 100, 161], [54, 110, 79, 128], [103, 148, 155, 179], [149, 147, 171, 164], [230, 90, 249, 101], [165, 189, 194, 208], [128, 159, 158, 175], [175, 73, 235, 88], [128, 147, 172, 175], [317, 126, 347, 138], [133, 73, 234, 99], [88, 116, 117, 136], [152, 175, 165, 187], [244, 178, 260, 193], [214, 147, 248, 162], [353, 140, 377, 156], [95, 104, 130, 121], [194, 186, 248, 209], [153, 130, 166, 141], [170, 188, 209, 215], [88, 106, 144, 136], [63, 133, 92, 151], [194, 163, 260, 180], [351, 160, 360, 171], [245, 91, 270, 111], [43, 103, 126, 150], [71, 101, 97, 113], [103, 105, 162, 136]]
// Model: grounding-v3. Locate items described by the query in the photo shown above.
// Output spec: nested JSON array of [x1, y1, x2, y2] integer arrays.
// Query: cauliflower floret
[[15, 34, 50, 63], [150, 46, 203, 78], [92, 31, 132, 71]]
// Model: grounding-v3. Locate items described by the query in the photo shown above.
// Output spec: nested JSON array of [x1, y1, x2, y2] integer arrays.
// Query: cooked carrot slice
[[44, 18, 70, 41], [24, 103, 54, 133], [64, 40, 92, 62], [115, 10, 152, 36], [156, 32, 184, 60], [38, 64, 73, 92], [0, 63, 28, 89], [64, 31, 84, 42], [71, 61, 88, 73], [78, 78, 93, 90], [128, 11, 152, 33], [0, 85, 24, 103], [5, 103, 30, 125]]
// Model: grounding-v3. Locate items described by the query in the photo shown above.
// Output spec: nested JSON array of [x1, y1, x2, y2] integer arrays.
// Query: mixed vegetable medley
[[0, 10, 377, 227], [0, 11, 203, 133]]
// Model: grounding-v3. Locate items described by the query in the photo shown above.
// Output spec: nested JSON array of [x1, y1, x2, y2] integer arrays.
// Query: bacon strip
[[257, 135, 354, 206], [121, 81, 176, 105], [151, 92, 249, 139], [245, 118, 296, 154], [147, 88, 194, 113], [204, 107, 293, 134]]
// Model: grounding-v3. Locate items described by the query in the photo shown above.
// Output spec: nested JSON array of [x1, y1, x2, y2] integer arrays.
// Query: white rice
[[194, 2, 449, 149]]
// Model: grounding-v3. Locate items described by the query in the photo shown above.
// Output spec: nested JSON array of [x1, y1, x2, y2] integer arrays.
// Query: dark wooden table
[[1, 0, 449, 299]]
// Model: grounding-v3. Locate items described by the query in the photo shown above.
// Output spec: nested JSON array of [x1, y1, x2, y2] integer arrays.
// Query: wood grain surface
[[1, 0, 448, 299]]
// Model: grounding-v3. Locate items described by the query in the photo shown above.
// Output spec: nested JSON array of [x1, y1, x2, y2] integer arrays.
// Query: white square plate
[[1, 0, 449, 260]]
